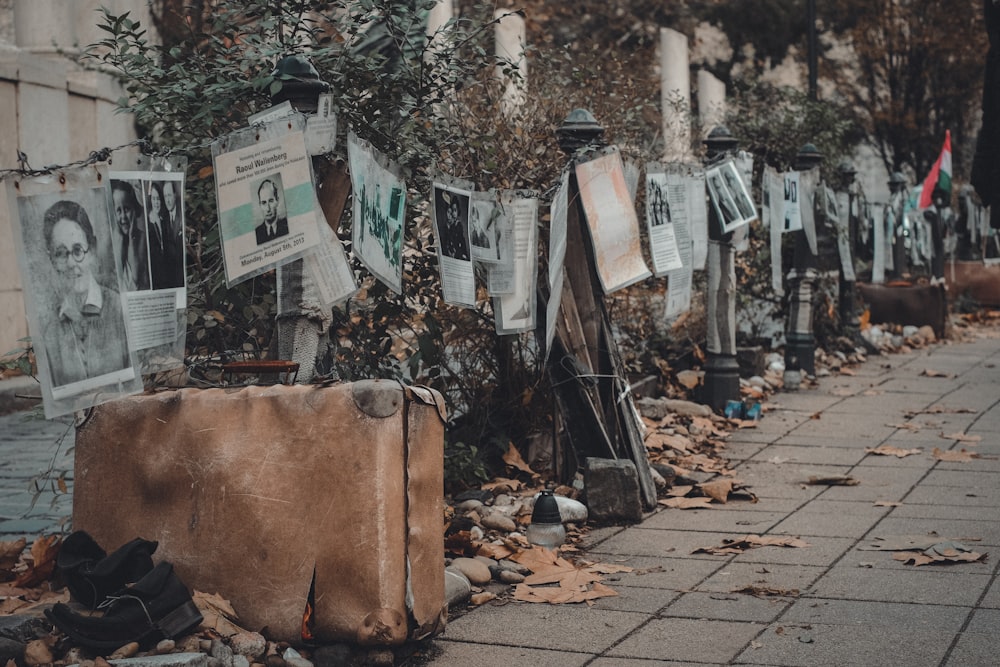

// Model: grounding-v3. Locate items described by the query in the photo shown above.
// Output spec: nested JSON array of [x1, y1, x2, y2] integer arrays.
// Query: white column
[[494, 9, 526, 117], [697, 69, 726, 137], [426, 0, 454, 47], [14, 0, 76, 53], [660, 28, 691, 163]]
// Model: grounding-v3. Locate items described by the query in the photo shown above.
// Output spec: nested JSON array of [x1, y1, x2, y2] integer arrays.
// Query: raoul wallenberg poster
[[212, 117, 323, 286]]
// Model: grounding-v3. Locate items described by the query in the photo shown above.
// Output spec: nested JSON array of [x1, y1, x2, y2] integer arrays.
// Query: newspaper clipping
[[706, 159, 756, 234], [348, 131, 406, 293], [6, 164, 142, 418], [645, 164, 683, 276], [494, 191, 539, 334], [575, 148, 652, 294], [663, 166, 696, 320], [212, 118, 322, 286], [432, 176, 476, 308]]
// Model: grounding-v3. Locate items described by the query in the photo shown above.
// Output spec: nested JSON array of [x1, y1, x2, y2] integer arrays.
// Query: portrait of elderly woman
[[38, 199, 131, 388]]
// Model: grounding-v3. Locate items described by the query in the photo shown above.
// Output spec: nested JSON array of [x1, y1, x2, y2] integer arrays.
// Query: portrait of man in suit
[[255, 176, 290, 245]]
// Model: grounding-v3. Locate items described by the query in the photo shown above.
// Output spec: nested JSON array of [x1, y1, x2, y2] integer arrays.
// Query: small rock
[[498, 570, 525, 584], [918, 325, 936, 342], [265, 655, 286, 667], [481, 513, 516, 532], [554, 495, 588, 522], [230, 632, 267, 660], [24, 639, 53, 666], [110, 642, 141, 660], [748, 375, 767, 388], [473, 555, 498, 569], [450, 557, 492, 584], [444, 568, 472, 607], [201, 640, 215, 653], [455, 499, 483, 513], [81, 660, 96, 667], [492, 559, 529, 575], [902, 325, 919, 338], [211, 638, 235, 665], [233, 656, 251, 667], [95, 658, 113, 667], [208, 658, 226, 667], [62, 648, 89, 665], [282, 647, 314, 667], [650, 466, 667, 489], [155, 639, 176, 654], [469, 525, 485, 540], [493, 493, 513, 506], [464, 510, 482, 525]]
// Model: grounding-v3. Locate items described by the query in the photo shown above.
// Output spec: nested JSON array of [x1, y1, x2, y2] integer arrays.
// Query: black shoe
[[57, 532, 158, 608], [45, 561, 203, 651]]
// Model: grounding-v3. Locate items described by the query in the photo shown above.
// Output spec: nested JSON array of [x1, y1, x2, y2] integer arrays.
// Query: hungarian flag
[[918, 130, 952, 208]]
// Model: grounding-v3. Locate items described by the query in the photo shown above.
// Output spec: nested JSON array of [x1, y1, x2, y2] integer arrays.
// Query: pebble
[[481, 512, 517, 532], [918, 325, 936, 342], [230, 632, 267, 660], [234, 656, 251, 667], [455, 489, 493, 503], [211, 638, 235, 664], [366, 648, 394, 667], [748, 375, 767, 388], [455, 499, 483, 513], [902, 325, 920, 338], [265, 655, 286, 667], [450, 557, 492, 584], [498, 570, 525, 584], [23, 640, 52, 666], [155, 639, 176, 654], [283, 647, 314, 667], [444, 567, 472, 607]]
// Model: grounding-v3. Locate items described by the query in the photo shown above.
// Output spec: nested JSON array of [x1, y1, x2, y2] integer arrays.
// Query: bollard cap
[[531, 490, 562, 525]]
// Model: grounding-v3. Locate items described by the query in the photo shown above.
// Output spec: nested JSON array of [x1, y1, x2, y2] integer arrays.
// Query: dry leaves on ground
[[932, 448, 981, 462], [693, 535, 810, 555], [192, 591, 246, 637], [731, 584, 800, 598], [940, 432, 982, 444], [893, 541, 987, 566], [920, 369, 956, 378], [865, 445, 922, 458], [509, 548, 623, 605], [861, 535, 982, 551], [658, 479, 757, 509]]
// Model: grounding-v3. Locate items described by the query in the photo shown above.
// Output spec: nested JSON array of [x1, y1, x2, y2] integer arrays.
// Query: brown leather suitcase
[[72, 380, 447, 645]]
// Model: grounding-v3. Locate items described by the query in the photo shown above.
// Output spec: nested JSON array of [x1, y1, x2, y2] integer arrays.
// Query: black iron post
[[701, 125, 741, 412], [556, 108, 606, 157], [783, 143, 823, 389]]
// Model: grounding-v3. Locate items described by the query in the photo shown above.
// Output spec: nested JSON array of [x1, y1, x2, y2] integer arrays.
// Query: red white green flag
[[918, 130, 952, 208]]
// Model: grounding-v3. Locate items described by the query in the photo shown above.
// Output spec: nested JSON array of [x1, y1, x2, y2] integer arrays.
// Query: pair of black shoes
[[45, 532, 203, 652]]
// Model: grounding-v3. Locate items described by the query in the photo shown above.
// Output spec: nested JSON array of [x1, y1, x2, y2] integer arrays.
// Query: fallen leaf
[[477, 543, 514, 560], [481, 477, 523, 493], [940, 432, 982, 443], [666, 485, 694, 497], [676, 370, 702, 389], [693, 535, 810, 555], [807, 475, 860, 486], [731, 584, 800, 598], [873, 501, 902, 507], [660, 496, 715, 509], [193, 590, 247, 637], [0, 538, 26, 581], [470, 591, 496, 605], [698, 479, 734, 504], [887, 422, 922, 432], [932, 448, 980, 462], [920, 369, 955, 378], [13, 535, 60, 588], [503, 443, 539, 478], [862, 389, 884, 396], [865, 445, 922, 458], [893, 541, 986, 566], [862, 535, 982, 551], [585, 563, 634, 575], [839, 368, 856, 376]]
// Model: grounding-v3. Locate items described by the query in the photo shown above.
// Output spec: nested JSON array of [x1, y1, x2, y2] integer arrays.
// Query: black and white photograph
[[470, 190, 502, 263], [146, 178, 185, 289], [783, 171, 803, 232], [706, 160, 755, 233], [253, 174, 290, 245], [109, 178, 150, 292], [6, 166, 141, 417], [431, 176, 476, 308]]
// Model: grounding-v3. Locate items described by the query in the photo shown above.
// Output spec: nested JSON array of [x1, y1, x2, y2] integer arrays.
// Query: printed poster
[[574, 147, 652, 294], [212, 117, 323, 286], [664, 167, 695, 320], [432, 175, 476, 308], [494, 191, 539, 334], [763, 165, 785, 295], [706, 159, 756, 234], [6, 164, 142, 418], [470, 190, 502, 263], [783, 171, 802, 232], [486, 200, 516, 295], [645, 164, 683, 276], [544, 170, 570, 359], [347, 131, 406, 293]]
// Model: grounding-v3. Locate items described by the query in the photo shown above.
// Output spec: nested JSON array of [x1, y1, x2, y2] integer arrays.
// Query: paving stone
[[577, 555, 726, 592], [779, 598, 970, 632], [746, 444, 869, 466], [868, 515, 1000, 548], [769, 501, 891, 538], [946, 627, 1000, 666], [606, 618, 767, 664], [695, 562, 825, 597], [904, 484, 1000, 507], [735, 623, 954, 667], [586, 584, 679, 614], [428, 641, 593, 666], [807, 566, 991, 605], [730, 536, 856, 568], [663, 590, 792, 623], [442, 603, 647, 653], [586, 528, 745, 561], [641, 509, 789, 534], [835, 547, 991, 574]]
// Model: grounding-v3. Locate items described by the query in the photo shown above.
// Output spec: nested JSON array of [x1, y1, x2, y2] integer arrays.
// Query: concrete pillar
[[426, 0, 453, 45], [697, 70, 726, 139], [494, 9, 526, 117], [660, 28, 691, 163], [14, 0, 75, 52]]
